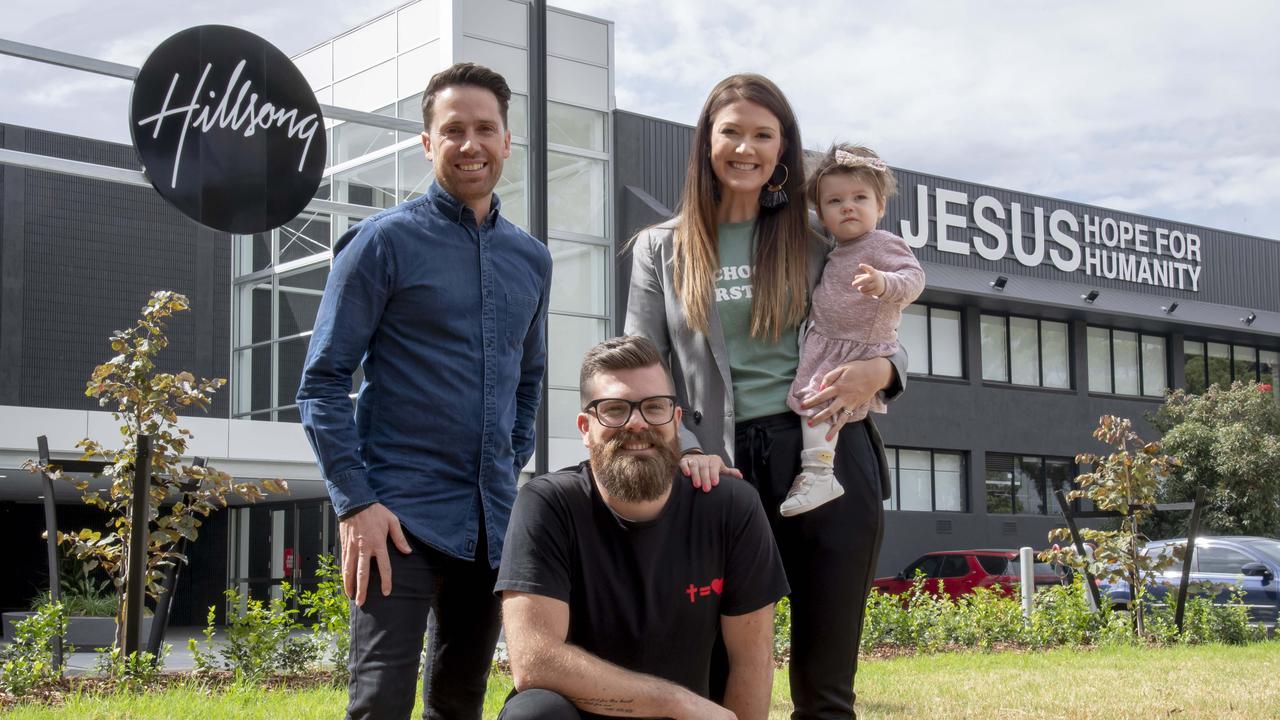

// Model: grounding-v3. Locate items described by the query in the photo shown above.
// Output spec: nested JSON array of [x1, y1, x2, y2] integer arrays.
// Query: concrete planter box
[[2, 612, 153, 649]]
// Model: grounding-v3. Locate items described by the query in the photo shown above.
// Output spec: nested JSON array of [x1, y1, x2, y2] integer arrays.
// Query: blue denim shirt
[[297, 181, 552, 567]]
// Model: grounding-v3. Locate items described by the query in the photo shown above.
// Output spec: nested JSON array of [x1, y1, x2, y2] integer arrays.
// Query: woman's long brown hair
[[673, 73, 809, 341]]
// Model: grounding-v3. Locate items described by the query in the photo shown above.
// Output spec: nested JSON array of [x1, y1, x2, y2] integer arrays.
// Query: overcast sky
[[3, 0, 1278, 240]]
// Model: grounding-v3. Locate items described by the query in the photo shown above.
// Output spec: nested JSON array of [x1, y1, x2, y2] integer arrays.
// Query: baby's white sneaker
[[779, 469, 844, 517]]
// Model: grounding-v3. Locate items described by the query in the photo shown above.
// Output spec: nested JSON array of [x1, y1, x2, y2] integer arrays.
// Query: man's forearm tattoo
[[567, 696, 637, 714]]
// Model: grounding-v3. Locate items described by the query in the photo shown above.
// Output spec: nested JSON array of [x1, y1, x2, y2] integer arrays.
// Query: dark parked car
[[873, 549, 1063, 600], [1099, 536, 1280, 626]]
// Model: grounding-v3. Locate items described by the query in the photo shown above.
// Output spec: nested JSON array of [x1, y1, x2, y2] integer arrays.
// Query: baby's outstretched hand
[[852, 263, 885, 297]]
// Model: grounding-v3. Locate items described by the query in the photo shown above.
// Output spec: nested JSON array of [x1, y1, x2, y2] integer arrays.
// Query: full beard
[[590, 428, 681, 504]]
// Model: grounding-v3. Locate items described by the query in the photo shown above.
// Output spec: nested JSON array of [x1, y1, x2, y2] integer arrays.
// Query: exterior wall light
[[1082, 290, 1100, 303], [990, 275, 1008, 291], [1243, 311, 1257, 325], [1162, 302, 1178, 314]]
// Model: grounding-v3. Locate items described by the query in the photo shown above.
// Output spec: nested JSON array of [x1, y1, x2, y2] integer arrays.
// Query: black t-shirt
[[495, 462, 790, 697]]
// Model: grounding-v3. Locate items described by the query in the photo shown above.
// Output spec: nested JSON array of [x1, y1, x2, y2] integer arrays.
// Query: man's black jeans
[[346, 528, 501, 720]]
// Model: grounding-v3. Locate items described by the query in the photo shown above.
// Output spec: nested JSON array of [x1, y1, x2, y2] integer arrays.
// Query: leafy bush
[[0, 602, 72, 695], [772, 596, 791, 663], [297, 554, 351, 683], [843, 575, 1264, 657], [28, 553, 117, 617], [94, 646, 167, 690], [189, 586, 319, 681]]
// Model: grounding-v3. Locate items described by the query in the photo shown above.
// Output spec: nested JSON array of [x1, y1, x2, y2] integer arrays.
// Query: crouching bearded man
[[495, 335, 789, 720]]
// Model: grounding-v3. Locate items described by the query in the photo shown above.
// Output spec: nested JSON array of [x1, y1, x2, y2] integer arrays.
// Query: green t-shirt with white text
[[714, 221, 799, 421]]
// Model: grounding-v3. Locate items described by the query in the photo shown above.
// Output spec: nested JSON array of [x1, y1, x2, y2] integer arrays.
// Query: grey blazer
[[623, 219, 907, 499]]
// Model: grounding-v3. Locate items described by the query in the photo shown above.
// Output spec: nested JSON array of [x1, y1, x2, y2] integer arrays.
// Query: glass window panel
[[548, 55, 609, 109], [548, 102, 605, 152], [397, 144, 432, 202], [334, 154, 397, 209], [496, 144, 528, 230], [233, 347, 272, 414], [930, 309, 963, 377], [1141, 336, 1168, 397], [1233, 345, 1258, 383], [899, 306, 928, 375], [507, 94, 529, 139], [1009, 317, 1040, 386], [397, 41, 439, 101], [333, 14, 396, 80], [334, 59, 398, 113], [934, 453, 964, 512], [548, 314, 608, 388], [548, 152, 606, 237], [1260, 350, 1279, 388], [1184, 340, 1206, 394], [549, 240, 607, 315], [1206, 342, 1231, 389], [884, 448, 898, 510], [1045, 460, 1073, 516], [1015, 456, 1045, 514], [277, 265, 329, 338], [236, 281, 273, 346], [279, 211, 331, 265], [985, 469, 1013, 514], [276, 407, 301, 423], [548, 388, 583, 439], [236, 233, 272, 276], [1041, 320, 1070, 389], [276, 337, 311, 408], [1087, 326, 1112, 393], [548, 11, 610, 65], [1113, 330, 1140, 395], [294, 46, 332, 90], [397, 92, 425, 123], [332, 120, 396, 166], [898, 450, 932, 511], [980, 315, 1008, 382], [398, 1, 440, 51]]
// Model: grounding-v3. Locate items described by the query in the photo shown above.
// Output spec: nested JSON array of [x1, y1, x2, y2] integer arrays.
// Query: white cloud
[[3, 0, 1278, 238]]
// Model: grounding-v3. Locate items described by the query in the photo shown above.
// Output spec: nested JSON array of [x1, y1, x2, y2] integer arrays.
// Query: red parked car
[[872, 549, 1065, 600]]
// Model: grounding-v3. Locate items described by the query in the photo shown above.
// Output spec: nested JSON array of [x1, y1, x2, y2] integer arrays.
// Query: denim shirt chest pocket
[[503, 290, 539, 349]]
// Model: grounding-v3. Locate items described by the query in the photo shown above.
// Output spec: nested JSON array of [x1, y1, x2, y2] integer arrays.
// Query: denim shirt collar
[[427, 181, 503, 228]]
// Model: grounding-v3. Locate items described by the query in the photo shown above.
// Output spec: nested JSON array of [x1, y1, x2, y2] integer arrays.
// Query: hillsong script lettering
[[135, 59, 320, 190]]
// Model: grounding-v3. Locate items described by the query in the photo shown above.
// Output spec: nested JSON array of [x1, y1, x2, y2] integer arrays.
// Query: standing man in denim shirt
[[297, 62, 552, 720]]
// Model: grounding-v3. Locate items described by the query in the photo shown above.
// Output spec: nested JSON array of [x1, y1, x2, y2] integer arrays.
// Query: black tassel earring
[[760, 164, 789, 209]]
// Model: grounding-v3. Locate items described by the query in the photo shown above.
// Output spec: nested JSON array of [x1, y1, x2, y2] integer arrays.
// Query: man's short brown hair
[[421, 62, 511, 130], [579, 336, 671, 403]]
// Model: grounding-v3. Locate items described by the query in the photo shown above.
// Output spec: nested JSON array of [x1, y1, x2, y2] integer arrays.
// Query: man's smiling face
[[421, 84, 511, 212]]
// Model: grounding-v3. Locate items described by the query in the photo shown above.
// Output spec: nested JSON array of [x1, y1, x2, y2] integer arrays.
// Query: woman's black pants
[[713, 412, 885, 720]]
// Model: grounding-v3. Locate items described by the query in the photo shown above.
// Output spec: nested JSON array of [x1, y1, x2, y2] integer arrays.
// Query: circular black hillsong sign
[[130, 25, 326, 235]]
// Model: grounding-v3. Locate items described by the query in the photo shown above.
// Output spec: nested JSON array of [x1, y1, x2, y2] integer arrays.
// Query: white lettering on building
[[900, 184, 1205, 292]]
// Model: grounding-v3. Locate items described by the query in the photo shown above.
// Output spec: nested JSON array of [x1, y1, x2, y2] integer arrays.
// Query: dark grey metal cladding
[[612, 110, 694, 333], [1, 123, 232, 417], [885, 167, 1280, 312]]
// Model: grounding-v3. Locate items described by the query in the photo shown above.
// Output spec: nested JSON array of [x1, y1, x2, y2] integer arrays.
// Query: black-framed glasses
[[583, 395, 677, 428]]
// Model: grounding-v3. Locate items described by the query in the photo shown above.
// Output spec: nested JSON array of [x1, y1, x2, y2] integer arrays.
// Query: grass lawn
[[6, 644, 1277, 719]]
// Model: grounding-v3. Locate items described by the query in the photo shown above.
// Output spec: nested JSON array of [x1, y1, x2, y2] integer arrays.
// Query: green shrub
[[0, 602, 72, 695], [94, 645, 167, 690], [189, 586, 319, 681], [772, 596, 791, 663], [297, 554, 351, 683]]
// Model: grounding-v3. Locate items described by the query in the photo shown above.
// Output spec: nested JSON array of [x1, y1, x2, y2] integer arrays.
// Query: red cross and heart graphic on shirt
[[684, 578, 724, 603]]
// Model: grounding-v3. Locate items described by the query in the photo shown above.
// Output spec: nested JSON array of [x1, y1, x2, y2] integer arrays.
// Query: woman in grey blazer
[[624, 74, 907, 720]]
